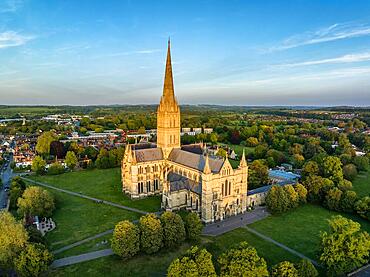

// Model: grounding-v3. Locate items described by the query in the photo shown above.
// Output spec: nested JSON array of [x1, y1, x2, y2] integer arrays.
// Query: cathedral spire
[[203, 154, 212, 174], [239, 148, 247, 168], [163, 38, 175, 100]]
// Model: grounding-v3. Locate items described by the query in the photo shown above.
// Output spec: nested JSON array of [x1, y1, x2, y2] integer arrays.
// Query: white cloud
[[0, 31, 34, 49], [270, 22, 370, 51], [0, 0, 24, 13], [277, 51, 370, 67]]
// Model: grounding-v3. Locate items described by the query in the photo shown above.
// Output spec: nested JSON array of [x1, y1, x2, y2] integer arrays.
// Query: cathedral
[[121, 40, 248, 223]]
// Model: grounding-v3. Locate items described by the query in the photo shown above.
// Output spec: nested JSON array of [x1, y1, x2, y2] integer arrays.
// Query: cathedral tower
[[157, 39, 180, 158]]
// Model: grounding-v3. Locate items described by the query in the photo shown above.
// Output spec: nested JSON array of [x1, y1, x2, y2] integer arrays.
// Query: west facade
[[121, 40, 249, 223]]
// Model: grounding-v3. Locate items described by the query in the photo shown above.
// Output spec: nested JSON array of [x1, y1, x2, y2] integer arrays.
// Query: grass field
[[38, 188, 140, 251], [250, 204, 370, 260], [30, 168, 161, 212], [352, 170, 370, 198]]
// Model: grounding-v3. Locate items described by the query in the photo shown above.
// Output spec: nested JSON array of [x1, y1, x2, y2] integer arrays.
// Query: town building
[[121, 40, 249, 223]]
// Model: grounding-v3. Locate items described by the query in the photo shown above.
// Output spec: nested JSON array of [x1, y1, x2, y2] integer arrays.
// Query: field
[[352, 170, 370, 198], [30, 168, 161, 212], [40, 188, 140, 251]]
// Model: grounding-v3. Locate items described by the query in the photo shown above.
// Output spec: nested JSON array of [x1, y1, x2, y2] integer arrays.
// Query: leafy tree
[[353, 156, 369, 172], [216, 148, 227, 158], [323, 156, 343, 185], [265, 185, 289, 214], [246, 137, 259, 147], [325, 188, 343, 211], [47, 162, 65, 175], [340, 154, 352, 165], [338, 178, 352, 191], [0, 211, 28, 268], [354, 197, 370, 220], [340, 190, 357, 213], [343, 164, 358, 181], [294, 183, 307, 204], [65, 151, 78, 170], [184, 212, 203, 242], [26, 226, 47, 246], [49, 141, 66, 158], [14, 243, 53, 277], [271, 261, 298, 277], [167, 246, 216, 277], [303, 175, 334, 203], [248, 160, 269, 189], [295, 259, 318, 277], [161, 211, 186, 249], [111, 220, 140, 260], [31, 156, 46, 175], [9, 177, 27, 209], [218, 241, 268, 277], [95, 148, 111, 169], [138, 213, 163, 254], [319, 215, 370, 275], [301, 161, 319, 179], [36, 131, 57, 156], [17, 186, 55, 218], [292, 154, 305, 168], [283, 185, 299, 209]]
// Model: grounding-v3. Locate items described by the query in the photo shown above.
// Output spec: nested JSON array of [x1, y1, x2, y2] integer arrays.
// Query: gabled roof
[[167, 172, 201, 194], [134, 148, 163, 162], [169, 148, 224, 173]]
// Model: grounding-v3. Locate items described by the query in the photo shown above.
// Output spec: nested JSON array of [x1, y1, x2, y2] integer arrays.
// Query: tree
[[184, 212, 203, 242], [246, 137, 259, 147], [216, 148, 227, 158], [17, 186, 55, 218], [294, 183, 307, 204], [9, 177, 27, 209], [340, 190, 357, 213], [161, 211, 186, 249], [36, 131, 57, 156], [49, 141, 66, 159], [319, 215, 370, 275], [47, 162, 65, 175], [301, 161, 319, 179], [31, 156, 46, 175], [325, 188, 343, 211], [303, 175, 334, 203], [111, 220, 140, 260], [95, 148, 111, 169], [353, 156, 369, 172], [265, 185, 289, 214], [292, 154, 305, 168], [0, 211, 28, 268], [248, 160, 269, 189], [65, 151, 78, 170], [343, 164, 358, 181], [354, 197, 370, 220], [167, 246, 216, 277], [138, 213, 163, 254], [283, 185, 299, 209], [271, 261, 298, 277], [295, 259, 318, 277], [323, 156, 343, 185], [218, 241, 268, 277], [14, 243, 53, 277]]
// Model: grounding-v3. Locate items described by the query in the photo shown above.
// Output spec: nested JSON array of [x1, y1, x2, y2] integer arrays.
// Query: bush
[[138, 213, 163, 254], [184, 212, 203, 242], [17, 186, 55, 218], [31, 156, 46, 175], [270, 261, 298, 277], [354, 197, 370, 220], [325, 188, 342, 211], [295, 259, 318, 277], [340, 190, 357, 213], [353, 156, 369, 172], [47, 162, 65, 175], [111, 220, 140, 260], [266, 185, 289, 214], [294, 183, 307, 204], [343, 164, 358, 181], [160, 211, 186, 249]]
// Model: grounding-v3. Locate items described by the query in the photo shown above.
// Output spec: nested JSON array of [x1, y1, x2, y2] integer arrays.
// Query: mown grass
[[352, 170, 370, 198], [29, 168, 161, 212]]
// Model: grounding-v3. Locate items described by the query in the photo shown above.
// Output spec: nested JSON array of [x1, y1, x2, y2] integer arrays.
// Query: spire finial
[[239, 148, 247, 168], [203, 154, 212, 174]]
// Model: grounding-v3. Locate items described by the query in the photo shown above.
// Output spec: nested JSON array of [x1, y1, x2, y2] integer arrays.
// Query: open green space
[[29, 168, 161, 212], [35, 188, 140, 251], [352, 170, 370, 198], [250, 204, 370, 260]]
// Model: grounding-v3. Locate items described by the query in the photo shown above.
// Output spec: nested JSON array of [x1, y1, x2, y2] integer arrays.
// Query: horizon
[[1, 0, 370, 105]]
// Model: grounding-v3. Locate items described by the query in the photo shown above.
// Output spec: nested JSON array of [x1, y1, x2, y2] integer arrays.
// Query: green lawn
[[38, 188, 140, 251], [250, 204, 370, 260], [352, 170, 370, 198], [30, 168, 161, 212]]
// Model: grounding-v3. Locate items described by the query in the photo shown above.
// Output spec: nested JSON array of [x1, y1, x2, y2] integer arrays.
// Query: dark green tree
[[138, 213, 163, 254], [111, 220, 140, 260], [295, 259, 318, 277], [160, 211, 186, 249], [184, 212, 203, 242]]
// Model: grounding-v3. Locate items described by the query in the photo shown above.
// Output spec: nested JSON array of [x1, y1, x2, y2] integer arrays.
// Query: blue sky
[[1, 0, 370, 106]]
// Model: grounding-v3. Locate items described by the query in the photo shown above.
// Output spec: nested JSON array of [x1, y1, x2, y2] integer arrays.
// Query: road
[[0, 153, 13, 210]]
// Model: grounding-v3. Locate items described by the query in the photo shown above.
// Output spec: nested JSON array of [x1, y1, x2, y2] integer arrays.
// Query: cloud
[[0, 31, 34, 49], [270, 22, 370, 51], [277, 51, 370, 67], [0, 0, 24, 13], [92, 49, 161, 59]]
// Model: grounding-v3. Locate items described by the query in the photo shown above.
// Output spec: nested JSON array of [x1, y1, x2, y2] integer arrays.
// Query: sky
[[1, 0, 370, 106]]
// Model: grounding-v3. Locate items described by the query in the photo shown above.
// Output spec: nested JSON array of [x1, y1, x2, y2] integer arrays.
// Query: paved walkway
[[51, 249, 114, 268], [203, 207, 269, 236], [243, 226, 320, 267], [22, 177, 148, 215]]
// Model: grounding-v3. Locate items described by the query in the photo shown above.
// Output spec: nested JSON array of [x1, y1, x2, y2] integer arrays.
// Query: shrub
[[111, 220, 140, 260], [343, 164, 358, 181], [138, 213, 163, 254], [295, 259, 318, 277], [270, 261, 298, 277], [160, 211, 185, 249], [47, 162, 65, 175], [184, 212, 203, 242]]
